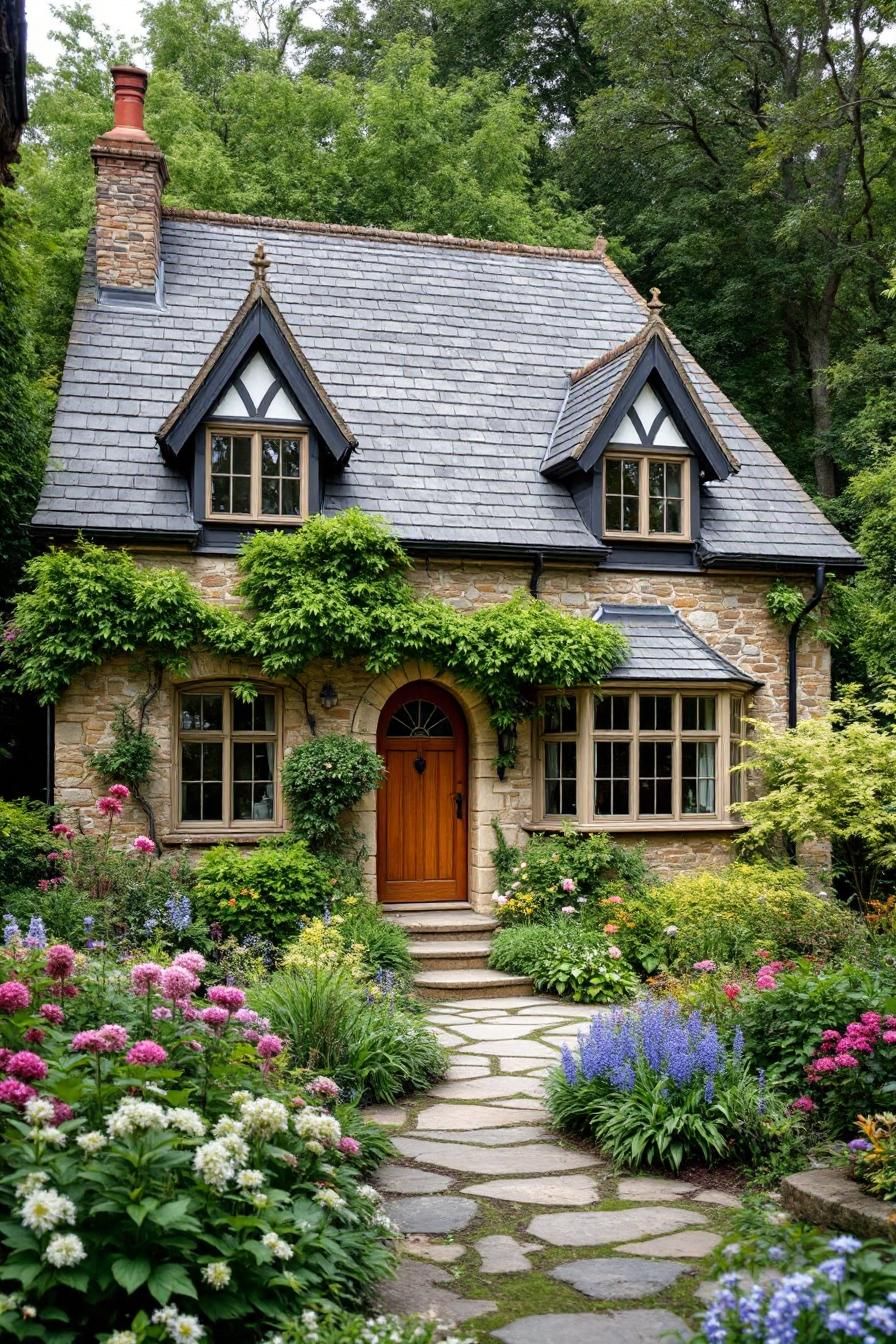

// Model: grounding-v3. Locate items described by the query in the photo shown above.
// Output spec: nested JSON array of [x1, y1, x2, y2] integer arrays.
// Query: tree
[[565, 0, 896, 496]]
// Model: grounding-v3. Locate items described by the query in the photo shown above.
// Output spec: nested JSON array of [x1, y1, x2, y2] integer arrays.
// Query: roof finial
[[593, 234, 608, 257], [251, 243, 271, 286], [648, 286, 664, 313]]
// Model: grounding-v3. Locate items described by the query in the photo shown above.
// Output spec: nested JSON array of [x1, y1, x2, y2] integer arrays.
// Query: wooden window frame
[[602, 453, 691, 542], [535, 686, 749, 832], [173, 682, 283, 834], [205, 424, 310, 523]]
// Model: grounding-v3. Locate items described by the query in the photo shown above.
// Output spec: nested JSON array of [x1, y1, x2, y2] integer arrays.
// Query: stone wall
[[53, 554, 831, 911], [91, 141, 166, 292]]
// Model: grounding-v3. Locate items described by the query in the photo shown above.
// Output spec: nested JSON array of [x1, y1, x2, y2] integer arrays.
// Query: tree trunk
[[806, 323, 836, 498]]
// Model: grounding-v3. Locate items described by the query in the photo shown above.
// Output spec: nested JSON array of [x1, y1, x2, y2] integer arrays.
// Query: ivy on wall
[[2, 512, 627, 769]]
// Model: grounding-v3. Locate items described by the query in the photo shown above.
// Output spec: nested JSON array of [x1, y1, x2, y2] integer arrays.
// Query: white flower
[[261, 1232, 293, 1260], [14, 1171, 49, 1198], [294, 1109, 341, 1146], [168, 1314, 205, 1343], [44, 1233, 86, 1267], [250, 1192, 269, 1209], [23, 1098, 55, 1126], [193, 1140, 238, 1191], [305, 1139, 324, 1155], [372, 1210, 400, 1235], [202, 1261, 232, 1289], [143, 1081, 167, 1096], [239, 1097, 288, 1139], [76, 1131, 107, 1154], [20, 1188, 76, 1233], [358, 1184, 382, 1204], [107, 1100, 169, 1138], [313, 1187, 346, 1211], [229, 1090, 252, 1106], [663, 924, 679, 937], [213, 1116, 244, 1139], [167, 1108, 206, 1137], [0, 1293, 21, 1314], [34, 1127, 66, 1148], [108, 1333, 138, 1344], [152, 1307, 180, 1328], [236, 1168, 264, 1190]]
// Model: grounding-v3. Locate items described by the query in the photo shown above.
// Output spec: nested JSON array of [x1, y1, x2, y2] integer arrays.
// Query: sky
[[27, 0, 147, 66]]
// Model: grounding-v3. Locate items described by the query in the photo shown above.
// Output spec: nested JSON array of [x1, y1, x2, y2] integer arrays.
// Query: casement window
[[176, 685, 281, 830], [205, 426, 309, 521], [603, 454, 690, 541], [538, 688, 747, 828]]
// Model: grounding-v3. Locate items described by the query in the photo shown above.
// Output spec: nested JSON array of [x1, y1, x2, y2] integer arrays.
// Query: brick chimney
[[90, 66, 168, 298]]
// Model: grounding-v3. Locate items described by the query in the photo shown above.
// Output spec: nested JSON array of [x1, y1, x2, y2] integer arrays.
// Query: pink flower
[[882, 1031, 896, 1044], [132, 835, 156, 855], [242, 1029, 260, 1045], [605, 895, 623, 905], [6, 1051, 47, 1082], [70, 1024, 128, 1055], [130, 962, 164, 996], [0, 1078, 36, 1108], [256, 1034, 284, 1059], [0, 1048, 11, 1070], [848, 1038, 874, 1053], [560, 905, 576, 915], [23, 1028, 45, 1045], [51, 824, 75, 839], [833, 1053, 860, 1069], [338, 1136, 361, 1156], [234, 1008, 261, 1026], [51, 1099, 73, 1124], [160, 966, 198, 1001], [181, 1004, 200, 1021], [45, 945, 76, 980], [560, 877, 576, 893], [791, 1096, 816, 1113], [172, 951, 206, 975], [107, 784, 131, 800], [810, 1057, 838, 1075], [821, 1029, 842, 1043], [603, 923, 620, 934], [126, 1040, 168, 1066], [207, 985, 245, 1011], [152, 1006, 173, 1021], [200, 1006, 229, 1029], [756, 972, 778, 991], [46, 851, 61, 862], [607, 946, 622, 960], [96, 796, 123, 818], [723, 984, 741, 1001], [308, 1076, 340, 1099], [693, 960, 717, 973], [0, 981, 30, 1013], [860, 1012, 882, 1026], [184, 1039, 204, 1053]]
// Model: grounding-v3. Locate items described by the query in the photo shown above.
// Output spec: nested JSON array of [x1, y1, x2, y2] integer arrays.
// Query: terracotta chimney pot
[[104, 65, 152, 142]]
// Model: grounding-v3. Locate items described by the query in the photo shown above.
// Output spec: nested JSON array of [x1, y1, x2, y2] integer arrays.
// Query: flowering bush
[[491, 824, 654, 925], [269, 1309, 473, 1343], [804, 1011, 896, 1135], [281, 734, 386, 852], [0, 944, 398, 1339], [853, 1112, 896, 1202], [489, 919, 638, 1001], [548, 999, 789, 1170], [194, 839, 330, 943], [696, 1231, 896, 1344]]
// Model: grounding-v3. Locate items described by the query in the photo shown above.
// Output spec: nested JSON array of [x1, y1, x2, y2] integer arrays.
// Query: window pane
[[648, 497, 664, 532], [232, 783, 253, 820], [282, 438, 301, 477], [181, 740, 202, 778], [232, 694, 276, 734], [261, 478, 280, 515], [231, 476, 251, 514], [665, 499, 682, 534], [605, 459, 621, 493], [605, 458, 641, 534], [233, 742, 253, 781], [181, 783, 202, 821], [682, 695, 716, 731], [280, 478, 301, 516], [181, 694, 222, 732], [648, 461, 684, 534], [622, 496, 639, 531], [639, 740, 673, 816], [622, 460, 639, 491], [640, 695, 672, 731], [210, 475, 230, 514], [730, 697, 745, 804], [201, 742, 223, 778], [594, 695, 630, 731], [682, 740, 716, 814], [545, 740, 576, 816], [648, 461, 664, 496], [210, 436, 231, 472], [261, 438, 280, 476], [232, 436, 252, 475], [665, 462, 682, 499], [253, 783, 274, 819], [605, 496, 622, 532], [202, 783, 223, 820], [594, 739, 630, 816], [544, 696, 576, 735]]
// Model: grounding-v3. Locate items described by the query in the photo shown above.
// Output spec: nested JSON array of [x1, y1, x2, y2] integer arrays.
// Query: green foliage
[[282, 733, 386, 850], [0, 799, 52, 890], [491, 823, 654, 921], [335, 897, 415, 987], [194, 838, 330, 942], [855, 1113, 896, 1203], [737, 961, 895, 1093], [736, 697, 896, 907], [766, 580, 810, 628], [252, 965, 447, 1103], [274, 1308, 474, 1344], [489, 923, 559, 975], [89, 707, 157, 793], [489, 919, 638, 1001], [650, 862, 861, 968]]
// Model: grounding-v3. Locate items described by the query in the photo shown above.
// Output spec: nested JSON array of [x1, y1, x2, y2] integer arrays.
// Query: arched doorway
[[376, 681, 468, 904]]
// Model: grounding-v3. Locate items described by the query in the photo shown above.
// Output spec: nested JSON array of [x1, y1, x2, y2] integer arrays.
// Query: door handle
[[454, 792, 464, 820]]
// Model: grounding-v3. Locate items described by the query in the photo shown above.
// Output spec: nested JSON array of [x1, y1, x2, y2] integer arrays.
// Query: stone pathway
[[367, 996, 740, 1342]]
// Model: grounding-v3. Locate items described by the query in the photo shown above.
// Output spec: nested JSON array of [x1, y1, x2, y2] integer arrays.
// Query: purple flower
[[848, 1138, 872, 1152]]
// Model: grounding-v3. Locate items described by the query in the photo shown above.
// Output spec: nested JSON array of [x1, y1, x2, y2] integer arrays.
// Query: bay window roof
[[593, 605, 761, 686]]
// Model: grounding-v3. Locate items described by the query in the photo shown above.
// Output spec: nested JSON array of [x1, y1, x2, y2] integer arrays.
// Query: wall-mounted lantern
[[319, 681, 339, 711]]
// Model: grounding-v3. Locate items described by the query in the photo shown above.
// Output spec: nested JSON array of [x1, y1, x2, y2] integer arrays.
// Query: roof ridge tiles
[[161, 207, 612, 263]]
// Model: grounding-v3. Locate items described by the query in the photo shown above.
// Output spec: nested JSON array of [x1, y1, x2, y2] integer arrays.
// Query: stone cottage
[[32, 66, 860, 915]]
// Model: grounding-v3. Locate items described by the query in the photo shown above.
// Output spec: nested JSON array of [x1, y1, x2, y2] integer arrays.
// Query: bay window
[[539, 688, 747, 827]]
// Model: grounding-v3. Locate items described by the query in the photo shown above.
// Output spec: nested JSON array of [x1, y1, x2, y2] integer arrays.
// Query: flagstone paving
[[373, 994, 736, 1341]]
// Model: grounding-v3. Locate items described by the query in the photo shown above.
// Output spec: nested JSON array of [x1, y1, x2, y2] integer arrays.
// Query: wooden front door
[[377, 682, 468, 904]]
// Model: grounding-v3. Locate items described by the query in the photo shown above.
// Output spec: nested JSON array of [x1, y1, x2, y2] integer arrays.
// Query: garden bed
[[781, 1167, 896, 1242]]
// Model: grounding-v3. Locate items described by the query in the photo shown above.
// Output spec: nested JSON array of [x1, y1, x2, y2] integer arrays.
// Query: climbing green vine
[[2, 512, 627, 768]]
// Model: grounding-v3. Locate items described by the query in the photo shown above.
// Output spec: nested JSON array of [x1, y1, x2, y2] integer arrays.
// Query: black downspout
[[529, 552, 544, 598], [45, 704, 55, 807], [787, 564, 827, 729], [785, 564, 826, 860]]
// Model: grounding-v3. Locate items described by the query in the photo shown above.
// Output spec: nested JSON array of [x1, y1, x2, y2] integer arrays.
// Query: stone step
[[410, 940, 492, 971], [380, 901, 471, 913], [414, 968, 534, 1001], [387, 909, 498, 942]]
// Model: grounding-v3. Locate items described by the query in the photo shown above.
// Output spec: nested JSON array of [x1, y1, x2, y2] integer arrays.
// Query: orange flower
[[603, 923, 620, 934]]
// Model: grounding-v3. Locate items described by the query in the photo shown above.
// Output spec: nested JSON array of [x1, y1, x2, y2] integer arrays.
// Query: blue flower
[[83, 915, 94, 931], [24, 915, 47, 949], [828, 1235, 862, 1255], [817, 1257, 847, 1284], [164, 893, 192, 933], [2, 913, 20, 945], [560, 1044, 578, 1085]]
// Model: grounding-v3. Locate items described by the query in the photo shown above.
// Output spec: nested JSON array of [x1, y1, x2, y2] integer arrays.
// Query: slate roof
[[33, 209, 860, 566], [594, 605, 761, 684]]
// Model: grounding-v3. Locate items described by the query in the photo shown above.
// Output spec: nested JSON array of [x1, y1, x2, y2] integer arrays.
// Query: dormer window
[[206, 427, 309, 521], [603, 454, 689, 540]]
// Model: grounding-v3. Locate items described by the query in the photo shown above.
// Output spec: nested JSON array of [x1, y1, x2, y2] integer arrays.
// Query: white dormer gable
[[211, 351, 301, 421], [611, 384, 687, 449]]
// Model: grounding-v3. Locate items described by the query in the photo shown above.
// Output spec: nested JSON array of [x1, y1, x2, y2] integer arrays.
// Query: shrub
[[336, 897, 415, 988], [489, 924, 558, 975], [0, 943, 397, 1340], [491, 824, 654, 925], [282, 733, 385, 850], [854, 1113, 896, 1202], [490, 919, 638, 1002], [804, 1010, 896, 1135], [275, 1310, 474, 1343], [252, 965, 446, 1103], [0, 798, 52, 891], [547, 998, 785, 1171], [652, 862, 862, 968], [194, 837, 329, 943]]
